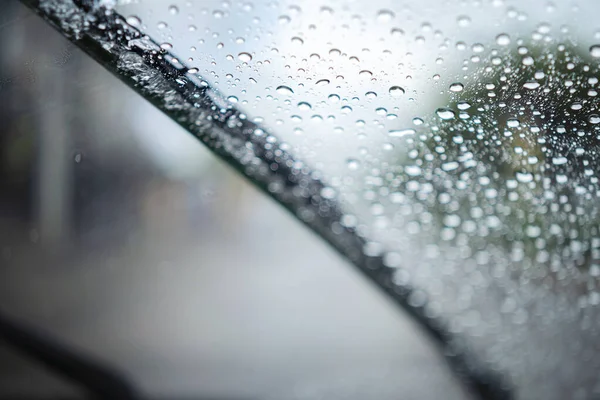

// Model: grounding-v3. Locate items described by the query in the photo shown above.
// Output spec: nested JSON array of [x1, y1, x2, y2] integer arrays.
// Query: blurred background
[[0, 1, 467, 399]]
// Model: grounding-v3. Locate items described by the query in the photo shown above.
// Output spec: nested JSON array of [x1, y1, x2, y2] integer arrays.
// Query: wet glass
[[22, 0, 600, 398]]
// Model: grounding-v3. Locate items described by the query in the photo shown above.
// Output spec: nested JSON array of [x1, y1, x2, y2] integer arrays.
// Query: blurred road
[[0, 2, 468, 399]]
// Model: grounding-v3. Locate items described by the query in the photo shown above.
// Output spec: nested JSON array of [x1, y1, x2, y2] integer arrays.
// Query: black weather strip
[[0, 309, 139, 399]]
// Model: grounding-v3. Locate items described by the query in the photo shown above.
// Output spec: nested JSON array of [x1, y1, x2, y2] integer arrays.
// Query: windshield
[[18, 0, 600, 398]]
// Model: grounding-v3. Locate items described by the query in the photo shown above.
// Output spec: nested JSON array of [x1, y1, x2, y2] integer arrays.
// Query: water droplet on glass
[[227, 96, 238, 103], [389, 129, 416, 137], [391, 28, 404, 37], [516, 171, 533, 183], [552, 156, 568, 165], [507, 118, 520, 128], [389, 86, 405, 97], [168, 5, 179, 15], [376, 9, 395, 22], [523, 81, 540, 90], [328, 94, 340, 103], [457, 15, 471, 27], [346, 159, 361, 170], [238, 52, 252, 62], [522, 56, 534, 66], [366, 91, 377, 99], [589, 115, 600, 124], [590, 45, 600, 58], [298, 102, 312, 110], [320, 6, 334, 16], [495, 33, 511, 46], [320, 187, 336, 199], [436, 108, 456, 120], [316, 79, 330, 86], [457, 101, 471, 110], [359, 70, 373, 78], [449, 83, 464, 92], [126, 15, 141, 27], [276, 85, 294, 95], [472, 43, 485, 53]]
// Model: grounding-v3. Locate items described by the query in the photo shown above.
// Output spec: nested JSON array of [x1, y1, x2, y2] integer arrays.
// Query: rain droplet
[[320, 6, 334, 16], [389, 129, 416, 137], [495, 33, 511, 46], [457, 102, 471, 111], [126, 15, 142, 27], [168, 5, 179, 15], [589, 115, 600, 124], [507, 118, 520, 128], [376, 9, 395, 22], [365, 91, 377, 99], [436, 108, 456, 120], [457, 15, 471, 27], [276, 85, 294, 95], [523, 81, 540, 90], [472, 43, 485, 53], [359, 70, 373, 78], [391, 28, 404, 37], [590, 45, 600, 58], [449, 83, 464, 92], [389, 86, 405, 97], [298, 102, 312, 110], [316, 79, 330, 86], [347, 159, 361, 170], [522, 56, 534, 66], [320, 187, 336, 199], [328, 94, 340, 103], [238, 52, 252, 62], [227, 96, 238, 103], [516, 171, 533, 183], [552, 156, 568, 165]]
